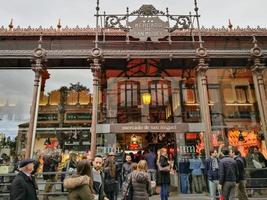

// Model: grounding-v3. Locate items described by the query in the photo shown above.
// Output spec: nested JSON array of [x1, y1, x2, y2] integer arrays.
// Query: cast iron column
[[89, 48, 102, 159], [25, 35, 46, 158], [196, 47, 211, 157], [250, 36, 267, 146]]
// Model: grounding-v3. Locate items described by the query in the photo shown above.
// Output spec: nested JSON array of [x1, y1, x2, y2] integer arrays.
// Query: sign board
[[110, 123, 188, 133], [38, 113, 58, 121], [128, 16, 169, 41], [178, 145, 196, 154], [97, 147, 123, 155], [66, 113, 92, 121]]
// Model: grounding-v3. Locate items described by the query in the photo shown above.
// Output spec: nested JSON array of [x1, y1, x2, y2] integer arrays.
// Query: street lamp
[[142, 93, 152, 105]]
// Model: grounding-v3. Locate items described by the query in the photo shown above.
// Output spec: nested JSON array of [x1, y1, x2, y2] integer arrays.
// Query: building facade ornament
[[249, 35, 267, 146], [88, 47, 103, 158], [195, 46, 211, 157], [25, 35, 47, 158]]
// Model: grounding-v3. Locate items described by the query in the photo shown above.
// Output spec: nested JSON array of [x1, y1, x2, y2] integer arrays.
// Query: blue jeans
[[180, 174, 189, 194], [160, 183, 169, 200]]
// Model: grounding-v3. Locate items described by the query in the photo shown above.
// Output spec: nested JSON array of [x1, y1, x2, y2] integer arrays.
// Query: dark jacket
[[104, 166, 117, 194], [131, 171, 151, 200], [64, 175, 94, 200], [158, 155, 170, 184], [177, 160, 190, 174], [206, 157, 219, 181], [219, 156, 239, 185], [43, 155, 59, 180], [122, 162, 133, 181], [10, 171, 38, 200], [93, 169, 106, 200], [234, 156, 246, 181]]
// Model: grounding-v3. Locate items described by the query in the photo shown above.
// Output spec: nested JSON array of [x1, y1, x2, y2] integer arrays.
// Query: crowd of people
[[8, 147, 171, 200], [8, 145, 267, 200]]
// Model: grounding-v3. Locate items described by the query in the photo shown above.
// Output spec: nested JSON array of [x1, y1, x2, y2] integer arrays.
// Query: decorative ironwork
[[102, 4, 196, 35], [128, 17, 169, 41]]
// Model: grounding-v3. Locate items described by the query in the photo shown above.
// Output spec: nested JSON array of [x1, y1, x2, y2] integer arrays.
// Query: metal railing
[[1, 168, 267, 199], [0, 171, 69, 199]]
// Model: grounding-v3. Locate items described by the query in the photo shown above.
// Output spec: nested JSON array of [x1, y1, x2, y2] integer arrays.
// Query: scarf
[[211, 157, 219, 171]]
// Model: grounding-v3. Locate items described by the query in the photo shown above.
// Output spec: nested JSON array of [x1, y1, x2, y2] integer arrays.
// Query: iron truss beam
[[0, 49, 266, 69]]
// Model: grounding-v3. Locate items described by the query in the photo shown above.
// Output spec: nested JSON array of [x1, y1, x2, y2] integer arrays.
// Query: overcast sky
[[0, 0, 266, 28]]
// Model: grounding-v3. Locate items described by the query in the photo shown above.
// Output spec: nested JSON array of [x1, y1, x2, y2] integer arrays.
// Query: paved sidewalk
[[45, 193, 267, 200]]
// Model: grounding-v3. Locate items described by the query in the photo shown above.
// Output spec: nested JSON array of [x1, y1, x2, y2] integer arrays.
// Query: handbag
[[252, 159, 263, 168], [219, 194, 224, 200], [219, 188, 224, 200]]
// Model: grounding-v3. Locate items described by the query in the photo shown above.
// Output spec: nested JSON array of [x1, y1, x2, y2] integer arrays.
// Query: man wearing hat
[[10, 158, 38, 200], [108, 152, 116, 160]]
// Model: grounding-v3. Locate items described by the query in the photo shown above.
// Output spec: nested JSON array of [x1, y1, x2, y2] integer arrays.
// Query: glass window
[[0, 70, 33, 141], [79, 90, 91, 105], [207, 68, 259, 127], [150, 81, 170, 106], [181, 81, 200, 122], [263, 70, 267, 101], [67, 90, 78, 105], [118, 81, 140, 107], [36, 69, 93, 153]]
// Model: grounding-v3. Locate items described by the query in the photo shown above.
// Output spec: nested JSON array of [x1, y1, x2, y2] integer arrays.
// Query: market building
[[0, 3, 267, 164]]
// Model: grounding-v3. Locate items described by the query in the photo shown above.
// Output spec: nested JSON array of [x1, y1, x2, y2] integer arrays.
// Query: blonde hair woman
[[137, 160, 148, 172], [131, 160, 151, 200]]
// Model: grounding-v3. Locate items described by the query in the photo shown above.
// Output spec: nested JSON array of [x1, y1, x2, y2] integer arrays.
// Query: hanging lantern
[[142, 93, 151, 105]]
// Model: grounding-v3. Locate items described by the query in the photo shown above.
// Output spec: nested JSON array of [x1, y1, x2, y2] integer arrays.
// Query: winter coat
[[206, 157, 219, 181], [122, 162, 133, 181], [104, 167, 118, 194], [10, 171, 38, 200], [92, 169, 106, 200], [43, 155, 59, 180], [64, 175, 94, 200], [158, 155, 170, 184], [131, 171, 151, 200], [234, 156, 246, 181], [219, 156, 239, 185]]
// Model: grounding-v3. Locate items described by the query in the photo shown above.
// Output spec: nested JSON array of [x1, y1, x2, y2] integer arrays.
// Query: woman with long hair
[[104, 156, 117, 200], [158, 148, 171, 200], [130, 160, 151, 200], [64, 160, 94, 200]]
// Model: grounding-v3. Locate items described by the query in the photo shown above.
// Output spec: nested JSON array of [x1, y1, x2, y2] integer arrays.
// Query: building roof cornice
[[1, 26, 267, 37]]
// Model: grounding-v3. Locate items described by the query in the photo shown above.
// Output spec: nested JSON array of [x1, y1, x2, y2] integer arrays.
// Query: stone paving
[[41, 193, 267, 200]]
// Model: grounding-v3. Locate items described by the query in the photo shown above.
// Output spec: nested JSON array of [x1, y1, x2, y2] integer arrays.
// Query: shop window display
[[206, 69, 263, 158], [227, 129, 267, 159]]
